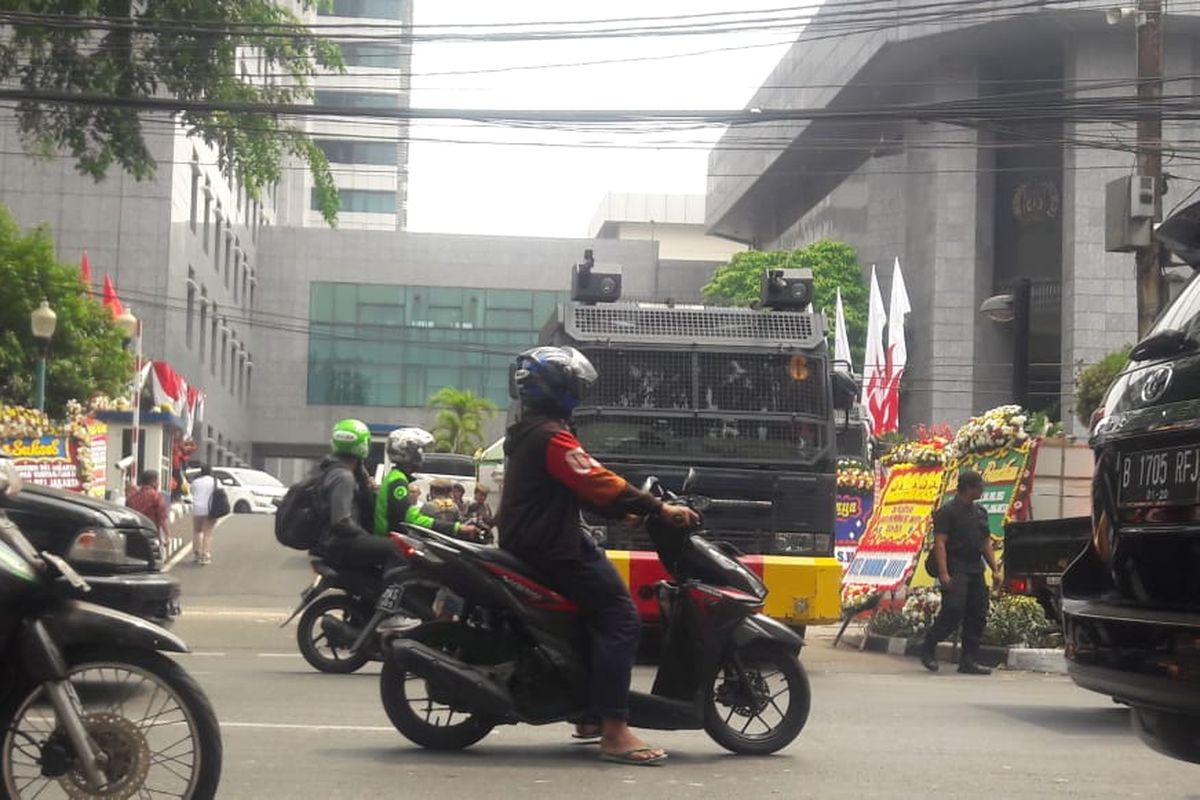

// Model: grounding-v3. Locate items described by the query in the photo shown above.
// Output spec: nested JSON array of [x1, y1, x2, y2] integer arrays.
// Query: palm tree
[[427, 387, 497, 454]]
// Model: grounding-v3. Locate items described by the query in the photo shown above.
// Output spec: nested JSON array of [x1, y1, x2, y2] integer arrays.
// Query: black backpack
[[274, 472, 327, 551]]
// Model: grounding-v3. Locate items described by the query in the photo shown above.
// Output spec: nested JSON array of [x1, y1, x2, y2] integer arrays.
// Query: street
[[165, 515, 1200, 799]]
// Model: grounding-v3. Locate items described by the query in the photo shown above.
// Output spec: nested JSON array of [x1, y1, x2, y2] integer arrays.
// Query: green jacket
[[374, 468, 458, 537]]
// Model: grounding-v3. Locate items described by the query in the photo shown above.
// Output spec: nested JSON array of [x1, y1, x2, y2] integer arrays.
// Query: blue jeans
[[535, 537, 641, 721]]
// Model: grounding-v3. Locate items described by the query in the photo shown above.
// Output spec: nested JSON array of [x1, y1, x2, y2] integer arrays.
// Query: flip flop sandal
[[572, 732, 602, 742], [600, 748, 668, 766]]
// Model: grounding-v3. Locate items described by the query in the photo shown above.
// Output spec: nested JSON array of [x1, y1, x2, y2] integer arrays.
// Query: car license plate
[[1046, 575, 1061, 587], [377, 584, 403, 613], [1118, 444, 1200, 507]]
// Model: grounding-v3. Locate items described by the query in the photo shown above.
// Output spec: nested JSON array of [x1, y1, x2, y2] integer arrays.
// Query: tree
[[1073, 345, 1132, 427], [0, 1, 343, 224], [0, 204, 132, 416], [427, 388, 497, 455], [702, 240, 870, 363]]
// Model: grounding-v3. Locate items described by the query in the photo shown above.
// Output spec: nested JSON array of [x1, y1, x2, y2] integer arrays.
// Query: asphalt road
[[168, 515, 1200, 800]]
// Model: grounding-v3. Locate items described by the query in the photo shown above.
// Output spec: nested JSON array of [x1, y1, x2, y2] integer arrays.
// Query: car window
[[239, 470, 283, 488], [213, 471, 238, 486], [1151, 271, 1200, 337]]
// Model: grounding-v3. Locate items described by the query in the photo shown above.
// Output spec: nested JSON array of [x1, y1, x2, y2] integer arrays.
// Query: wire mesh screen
[[572, 412, 826, 465], [567, 304, 822, 346], [585, 349, 695, 409], [697, 352, 827, 415]]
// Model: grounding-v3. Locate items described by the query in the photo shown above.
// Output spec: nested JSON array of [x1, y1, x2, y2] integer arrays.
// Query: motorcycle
[[283, 558, 438, 674], [0, 460, 222, 799], [377, 473, 811, 755]]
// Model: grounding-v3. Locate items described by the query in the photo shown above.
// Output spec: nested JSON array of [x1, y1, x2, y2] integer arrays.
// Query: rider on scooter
[[317, 419, 395, 571], [375, 427, 478, 540], [498, 346, 700, 766]]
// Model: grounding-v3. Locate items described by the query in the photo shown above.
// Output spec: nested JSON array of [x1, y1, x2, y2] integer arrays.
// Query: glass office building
[[308, 282, 568, 407]]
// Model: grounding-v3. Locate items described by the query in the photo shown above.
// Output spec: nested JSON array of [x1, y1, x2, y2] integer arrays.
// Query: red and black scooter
[[378, 474, 811, 755]]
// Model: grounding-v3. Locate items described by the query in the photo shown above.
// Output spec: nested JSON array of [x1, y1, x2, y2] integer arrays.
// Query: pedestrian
[[421, 479, 463, 526], [467, 485, 495, 528], [451, 482, 468, 516], [126, 470, 171, 552], [919, 470, 1003, 675], [190, 463, 217, 565]]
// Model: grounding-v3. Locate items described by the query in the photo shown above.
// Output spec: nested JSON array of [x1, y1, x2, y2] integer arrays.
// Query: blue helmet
[[513, 346, 598, 416]]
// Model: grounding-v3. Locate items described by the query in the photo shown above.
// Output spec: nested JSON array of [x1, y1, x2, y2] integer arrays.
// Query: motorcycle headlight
[[67, 528, 128, 566]]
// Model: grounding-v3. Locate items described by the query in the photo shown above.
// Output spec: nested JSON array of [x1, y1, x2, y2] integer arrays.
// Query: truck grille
[[567, 304, 823, 346]]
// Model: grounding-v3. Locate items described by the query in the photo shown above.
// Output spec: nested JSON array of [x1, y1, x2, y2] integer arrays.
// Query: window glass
[[320, 0, 404, 19], [313, 91, 399, 110], [336, 42, 404, 68], [315, 139, 397, 166], [311, 188, 396, 214]]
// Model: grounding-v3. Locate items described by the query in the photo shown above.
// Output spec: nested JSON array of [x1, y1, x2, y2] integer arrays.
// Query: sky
[[404, 2, 807, 238]]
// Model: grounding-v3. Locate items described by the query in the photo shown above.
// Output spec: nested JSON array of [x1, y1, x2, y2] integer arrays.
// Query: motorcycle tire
[[297, 593, 373, 674], [379, 623, 495, 751], [0, 647, 222, 800], [703, 641, 811, 755]]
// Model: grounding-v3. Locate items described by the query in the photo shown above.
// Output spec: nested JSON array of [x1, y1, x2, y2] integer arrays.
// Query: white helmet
[[387, 427, 435, 468]]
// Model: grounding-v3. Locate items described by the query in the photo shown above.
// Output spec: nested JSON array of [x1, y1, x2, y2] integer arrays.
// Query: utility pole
[[1135, 0, 1166, 338]]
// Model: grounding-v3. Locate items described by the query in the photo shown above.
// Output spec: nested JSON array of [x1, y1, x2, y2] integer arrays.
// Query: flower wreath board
[[842, 461, 947, 593], [835, 459, 875, 570], [909, 438, 1040, 588]]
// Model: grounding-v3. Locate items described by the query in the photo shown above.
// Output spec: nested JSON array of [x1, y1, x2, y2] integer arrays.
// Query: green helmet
[[330, 419, 370, 460]]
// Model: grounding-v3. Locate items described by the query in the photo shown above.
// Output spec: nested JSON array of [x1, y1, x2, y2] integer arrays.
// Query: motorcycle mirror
[[682, 468, 698, 494], [641, 476, 660, 495]]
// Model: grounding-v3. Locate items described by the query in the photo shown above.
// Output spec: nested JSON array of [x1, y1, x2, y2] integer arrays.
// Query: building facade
[[706, 3, 1200, 434]]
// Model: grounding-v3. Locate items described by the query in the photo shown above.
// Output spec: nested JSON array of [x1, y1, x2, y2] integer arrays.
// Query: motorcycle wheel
[[379, 624, 495, 751], [297, 593, 373, 674], [703, 641, 811, 755], [0, 647, 222, 800]]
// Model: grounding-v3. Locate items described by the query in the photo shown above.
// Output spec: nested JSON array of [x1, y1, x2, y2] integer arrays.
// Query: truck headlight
[[67, 528, 128, 566], [773, 532, 834, 556]]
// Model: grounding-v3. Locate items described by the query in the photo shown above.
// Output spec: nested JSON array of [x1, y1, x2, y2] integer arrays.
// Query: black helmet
[[513, 346, 598, 416]]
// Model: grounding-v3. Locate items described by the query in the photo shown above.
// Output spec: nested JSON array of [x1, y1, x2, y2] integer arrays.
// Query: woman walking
[[190, 464, 217, 565]]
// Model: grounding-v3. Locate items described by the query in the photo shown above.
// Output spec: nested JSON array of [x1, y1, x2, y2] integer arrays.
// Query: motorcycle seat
[[406, 525, 557, 588]]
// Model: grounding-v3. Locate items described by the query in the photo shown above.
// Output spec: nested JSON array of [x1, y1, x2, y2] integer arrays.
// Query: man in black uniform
[[919, 470, 1002, 675]]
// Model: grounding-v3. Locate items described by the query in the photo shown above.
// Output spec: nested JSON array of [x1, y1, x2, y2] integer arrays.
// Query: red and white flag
[[877, 258, 911, 435], [80, 251, 94, 297], [861, 265, 888, 436]]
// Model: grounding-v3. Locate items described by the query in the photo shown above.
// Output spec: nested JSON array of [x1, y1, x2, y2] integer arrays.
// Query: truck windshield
[[574, 348, 829, 465]]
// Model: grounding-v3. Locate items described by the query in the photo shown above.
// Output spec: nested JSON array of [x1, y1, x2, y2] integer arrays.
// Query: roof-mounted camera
[[572, 249, 622, 304]]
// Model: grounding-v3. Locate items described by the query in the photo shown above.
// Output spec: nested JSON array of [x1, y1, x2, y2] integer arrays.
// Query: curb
[[856, 633, 1066, 673]]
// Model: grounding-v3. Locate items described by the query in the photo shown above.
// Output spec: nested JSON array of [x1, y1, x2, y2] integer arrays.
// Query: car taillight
[[1005, 577, 1029, 595]]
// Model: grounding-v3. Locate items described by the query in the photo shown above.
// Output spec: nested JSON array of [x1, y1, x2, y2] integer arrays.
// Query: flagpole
[[131, 319, 142, 480]]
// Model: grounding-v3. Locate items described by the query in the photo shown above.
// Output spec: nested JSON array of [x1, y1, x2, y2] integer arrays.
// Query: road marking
[[256, 652, 301, 658], [179, 651, 227, 657], [179, 608, 290, 618], [220, 722, 394, 733]]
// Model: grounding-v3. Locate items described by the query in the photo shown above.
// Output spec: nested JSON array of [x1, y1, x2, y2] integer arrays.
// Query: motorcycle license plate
[[378, 584, 403, 613]]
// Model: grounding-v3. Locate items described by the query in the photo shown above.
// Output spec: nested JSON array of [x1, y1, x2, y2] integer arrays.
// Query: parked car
[[187, 466, 287, 514], [1061, 246, 1200, 763], [374, 452, 477, 504], [0, 479, 180, 624]]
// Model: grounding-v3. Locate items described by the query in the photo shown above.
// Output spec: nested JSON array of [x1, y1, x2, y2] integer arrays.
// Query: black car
[[0, 482, 181, 624], [1061, 267, 1200, 764]]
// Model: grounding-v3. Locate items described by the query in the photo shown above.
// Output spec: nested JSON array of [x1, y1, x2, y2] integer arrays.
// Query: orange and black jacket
[[498, 414, 663, 564]]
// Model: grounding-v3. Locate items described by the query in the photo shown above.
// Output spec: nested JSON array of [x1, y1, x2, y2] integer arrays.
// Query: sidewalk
[[162, 501, 192, 564]]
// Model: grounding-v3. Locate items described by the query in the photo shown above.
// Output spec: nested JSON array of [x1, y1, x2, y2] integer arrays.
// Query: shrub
[[1073, 346, 1132, 427]]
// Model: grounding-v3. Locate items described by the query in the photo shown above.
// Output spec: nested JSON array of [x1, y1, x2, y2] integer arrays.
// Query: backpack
[[208, 486, 231, 519], [274, 473, 326, 550]]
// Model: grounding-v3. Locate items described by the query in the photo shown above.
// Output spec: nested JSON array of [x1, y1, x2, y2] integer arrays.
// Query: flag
[[80, 251, 93, 297], [834, 287, 852, 374], [102, 274, 125, 318], [861, 265, 888, 436], [878, 258, 912, 434]]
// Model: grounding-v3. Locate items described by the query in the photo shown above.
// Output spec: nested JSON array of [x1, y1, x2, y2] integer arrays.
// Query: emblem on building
[[1012, 180, 1061, 222]]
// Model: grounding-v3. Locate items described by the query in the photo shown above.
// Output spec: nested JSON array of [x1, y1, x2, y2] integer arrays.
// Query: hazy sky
[[404, 2, 804, 238]]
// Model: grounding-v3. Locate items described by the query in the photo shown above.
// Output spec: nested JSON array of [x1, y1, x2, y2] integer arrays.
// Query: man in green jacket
[[374, 427, 478, 541]]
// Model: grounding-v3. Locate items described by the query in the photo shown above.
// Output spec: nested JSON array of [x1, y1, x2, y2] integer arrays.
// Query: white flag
[[861, 265, 888, 436], [834, 287, 852, 374], [888, 257, 911, 373]]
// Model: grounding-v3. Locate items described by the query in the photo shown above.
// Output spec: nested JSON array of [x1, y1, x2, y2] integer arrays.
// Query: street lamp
[[29, 300, 57, 412], [115, 309, 142, 477], [980, 278, 1032, 409]]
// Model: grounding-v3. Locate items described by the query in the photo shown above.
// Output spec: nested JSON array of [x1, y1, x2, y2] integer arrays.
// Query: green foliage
[[0, 1, 344, 225], [1073, 346, 1132, 427], [981, 594, 1061, 648], [427, 387, 497, 455], [701, 240, 869, 363], [0, 205, 132, 415]]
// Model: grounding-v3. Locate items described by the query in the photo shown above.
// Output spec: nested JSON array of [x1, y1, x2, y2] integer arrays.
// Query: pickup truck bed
[[1004, 517, 1092, 618]]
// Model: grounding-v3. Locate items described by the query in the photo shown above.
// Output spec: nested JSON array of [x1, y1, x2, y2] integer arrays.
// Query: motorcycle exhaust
[[388, 639, 515, 719], [320, 617, 362, 649]]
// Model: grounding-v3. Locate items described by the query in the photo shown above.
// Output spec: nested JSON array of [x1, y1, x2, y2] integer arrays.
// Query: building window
[[210, 306, 219, 375], [213, 212, 223, 270], [321, 0, 404, 19], [199, 291, 208, 361], [249, 280, 256, 310], [186, 268, 196, 349], [238, 354, 246, 403], [224, 235, 233, 288], [246, 362, 253, 401], [220, 329, 228, 386], [202, 180, 212, 253], [189, 155, 200, 232], [241, 267, 249, 308], [205, 425, 214, 467], [313, 90, 399, 110], [315, 139, 397, 166], [311, 188, 396, 214], [233, 256, 240, 303], [335, 42, 404, 68]]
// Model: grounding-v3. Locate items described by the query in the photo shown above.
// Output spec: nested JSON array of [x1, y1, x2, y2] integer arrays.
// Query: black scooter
[[0, 461, 222, 798], [378, 474, 811, 755]]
